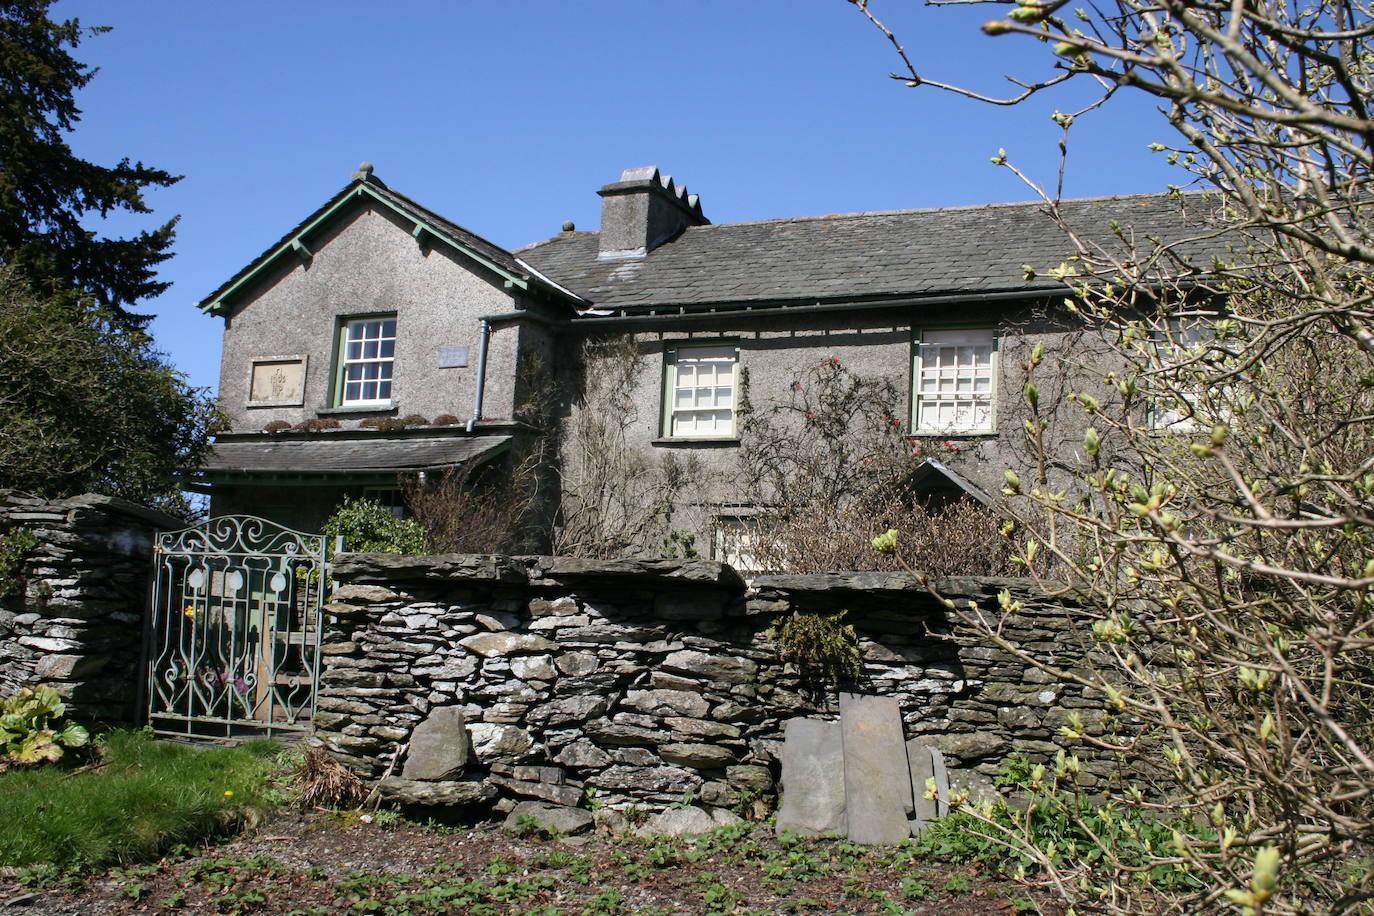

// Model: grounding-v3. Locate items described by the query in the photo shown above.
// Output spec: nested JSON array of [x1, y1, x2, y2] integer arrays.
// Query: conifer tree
[[0, 0, 179, 326]]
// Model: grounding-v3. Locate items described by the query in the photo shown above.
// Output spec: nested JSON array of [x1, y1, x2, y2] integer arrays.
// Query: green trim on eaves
[[198, 182, 532, 315]]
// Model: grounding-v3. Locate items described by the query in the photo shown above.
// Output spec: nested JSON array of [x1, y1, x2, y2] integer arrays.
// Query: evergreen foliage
[[322, 496, 428, 555], [0, 0, 179, 325], [0, 271, 217, 513]]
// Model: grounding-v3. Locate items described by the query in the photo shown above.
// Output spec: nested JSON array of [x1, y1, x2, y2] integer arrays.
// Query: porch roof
[[199, 432, 512, 478]]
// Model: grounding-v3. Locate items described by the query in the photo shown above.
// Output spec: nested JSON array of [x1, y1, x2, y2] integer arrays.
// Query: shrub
[[771, 611, 862, 686], [0, 525, 38, 598], [260, 420, 290, 434], [737, 358, 1014, 575], [0, 685, 89, 768], [432, 413, 461, 426], [321, 496, 426, 554]]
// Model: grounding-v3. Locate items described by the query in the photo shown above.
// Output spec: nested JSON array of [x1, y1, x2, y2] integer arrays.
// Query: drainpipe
[[466, 318, 491, 433]]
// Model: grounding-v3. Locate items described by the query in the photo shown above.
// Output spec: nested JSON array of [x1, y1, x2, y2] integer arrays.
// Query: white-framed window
[[913, 328, 997, 434], [714, 516, 762, 572], [1150, 315, 1225, 432], [663, 342, 737, 438], [337, 317, 396, 406], [362, 487, 406, 518]]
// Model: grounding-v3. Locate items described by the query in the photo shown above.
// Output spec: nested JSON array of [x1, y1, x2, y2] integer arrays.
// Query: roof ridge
[[687, 189, 1207, 231], [514, 231, 596, 255]]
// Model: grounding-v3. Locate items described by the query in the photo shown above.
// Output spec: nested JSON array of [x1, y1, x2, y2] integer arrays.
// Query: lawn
[[0, 728, 283, 871]]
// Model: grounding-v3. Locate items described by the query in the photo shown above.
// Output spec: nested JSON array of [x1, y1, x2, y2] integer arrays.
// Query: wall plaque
[[247, 356, 307, 407]]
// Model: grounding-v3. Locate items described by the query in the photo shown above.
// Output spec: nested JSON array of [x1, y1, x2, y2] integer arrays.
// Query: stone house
[[196, 164, 1210, 552]]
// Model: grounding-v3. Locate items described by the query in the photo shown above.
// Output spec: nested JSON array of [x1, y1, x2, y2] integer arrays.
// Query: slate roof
[[519, 192, 1226, 311], [201, 433, 512, 476]]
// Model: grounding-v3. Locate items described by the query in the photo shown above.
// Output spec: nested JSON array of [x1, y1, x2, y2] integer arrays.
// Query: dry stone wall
[[0, 490, 180, 721], [317, 554, 1116, 815]]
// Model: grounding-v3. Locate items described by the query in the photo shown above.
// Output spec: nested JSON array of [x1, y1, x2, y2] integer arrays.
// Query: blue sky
[[52, 0, 1179, 394]]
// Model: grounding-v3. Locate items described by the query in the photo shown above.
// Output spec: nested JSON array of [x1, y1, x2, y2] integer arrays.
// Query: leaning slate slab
[[839, 692, 912, 845], [905, 738, 950, 837], [775, 718, 846, 837], [401, 706, 470, 780]]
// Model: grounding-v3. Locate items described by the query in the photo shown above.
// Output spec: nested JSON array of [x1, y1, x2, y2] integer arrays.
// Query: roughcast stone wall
[[0, 490, 181, 721], [317, 554, 1115, 815]]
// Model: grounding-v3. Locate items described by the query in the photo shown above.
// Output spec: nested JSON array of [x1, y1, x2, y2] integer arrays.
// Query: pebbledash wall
[[0, 490, 180, 721], [317, 553, 1116, 814]]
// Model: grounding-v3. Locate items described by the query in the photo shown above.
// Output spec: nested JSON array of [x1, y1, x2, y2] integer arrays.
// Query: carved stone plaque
[[248, 357, 306, 406]]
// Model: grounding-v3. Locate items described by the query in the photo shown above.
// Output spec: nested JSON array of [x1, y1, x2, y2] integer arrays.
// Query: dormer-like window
[[337, 317, 396, 406]]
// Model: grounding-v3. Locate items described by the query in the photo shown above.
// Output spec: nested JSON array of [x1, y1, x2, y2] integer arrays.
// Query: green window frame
[[911, 327, 998, 435], [334, 316, 397, 407], [661, 341, 740, 438]]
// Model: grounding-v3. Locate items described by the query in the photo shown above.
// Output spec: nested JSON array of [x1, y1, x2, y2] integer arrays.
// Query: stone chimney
[[597, 166, 709, 259]]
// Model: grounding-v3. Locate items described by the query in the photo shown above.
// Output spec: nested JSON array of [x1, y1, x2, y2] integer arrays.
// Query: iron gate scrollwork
[[146, 516, 328, 737]]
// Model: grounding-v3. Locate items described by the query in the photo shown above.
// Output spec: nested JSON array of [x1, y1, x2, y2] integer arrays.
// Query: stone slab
[[401, 706, 470, 780], [377, 777, 495, 807], [906, 738, 940, 832], [503, 801, 595, 836], [775, 718, 846, 837], [839, 692, 912, 845]]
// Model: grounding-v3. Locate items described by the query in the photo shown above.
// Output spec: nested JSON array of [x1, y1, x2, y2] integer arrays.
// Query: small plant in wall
[[0, 525, 38, 598], [0, 685, 89, 768], [771, 610, 862, 687]]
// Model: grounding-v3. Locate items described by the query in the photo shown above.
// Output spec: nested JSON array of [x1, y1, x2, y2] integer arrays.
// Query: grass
[[0, 728, 283, 871]]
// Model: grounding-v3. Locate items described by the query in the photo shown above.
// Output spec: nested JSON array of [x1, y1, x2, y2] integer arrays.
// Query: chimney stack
[[597, 166, 708, 259]]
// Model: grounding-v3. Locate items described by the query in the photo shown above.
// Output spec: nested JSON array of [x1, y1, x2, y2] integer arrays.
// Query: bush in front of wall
[[321, 496, 426, 554]]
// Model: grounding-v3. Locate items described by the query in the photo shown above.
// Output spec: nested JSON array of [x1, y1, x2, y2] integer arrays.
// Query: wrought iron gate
[[145, 516, 328, 738]]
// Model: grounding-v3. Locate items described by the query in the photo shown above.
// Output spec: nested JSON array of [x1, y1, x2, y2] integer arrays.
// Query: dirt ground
[[0, 809, 1053, 915]]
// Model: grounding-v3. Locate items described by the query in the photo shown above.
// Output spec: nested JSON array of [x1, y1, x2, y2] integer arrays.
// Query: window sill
[[245, 400, 305, 409], [910, 431, 998, 439], [317, 402, 396, 416], [651, 437, 740, 447]]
